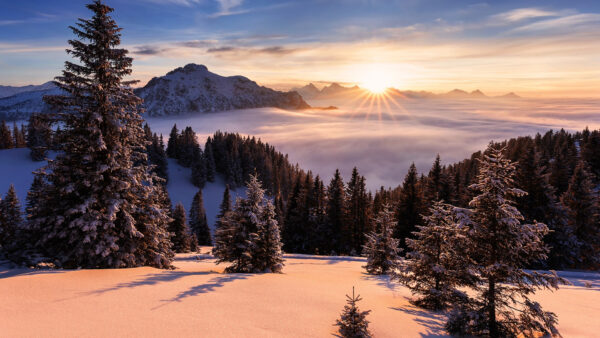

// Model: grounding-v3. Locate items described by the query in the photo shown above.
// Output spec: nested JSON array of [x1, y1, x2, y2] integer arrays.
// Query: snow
[[0, 148, 50, 204], [0, 252, 598, 337]]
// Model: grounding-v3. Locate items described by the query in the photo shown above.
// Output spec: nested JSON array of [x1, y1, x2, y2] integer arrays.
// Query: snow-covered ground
[[0, 251, 598, 337], [0, 148, 242, 231]]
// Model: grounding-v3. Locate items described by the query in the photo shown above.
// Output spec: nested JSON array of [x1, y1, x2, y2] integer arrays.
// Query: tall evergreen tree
[[326, 169, 347, 254], [446, 146, 565, 338], [282, 176, 307, 253], [189, 189, 211, 246], [560, 160, 599, 269], [166, 124, 179, 158], [0, 185, 22, 254], [27, 113, 53, 161], [347, 168, 370, 254], [13, 122, 26, 148], [335, 287, 372, 338], [396, 202, 475, 310], [169, 203, 192, 253], [395, 163, 424, 251], [253, 200, 284, 272], [23, 1, 173, 268], [0, 120, 13, 149], [362, 204, 400, 275]]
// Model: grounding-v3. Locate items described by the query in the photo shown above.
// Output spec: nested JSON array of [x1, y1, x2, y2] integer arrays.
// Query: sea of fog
[[146, 97, 600, 191]]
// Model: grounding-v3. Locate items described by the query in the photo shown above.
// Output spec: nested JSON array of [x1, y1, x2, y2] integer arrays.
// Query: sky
[[1, 0, 600, 97]]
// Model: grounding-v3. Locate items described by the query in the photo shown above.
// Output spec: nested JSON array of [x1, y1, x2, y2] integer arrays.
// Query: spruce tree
[[170, 203, 192, 253], [560, 160, 599, 269], [27, 113, 53, 161], [13, 122, 26, 148], [166, 124, 179, 158], [0, 120, 13, 149], [446, 145, 565, 338], [362, 204, 400, 275], [326, 169, 347, 254], [396, 201, 475, 310], [204, 141, 216, 182], [395, 163, 424, 251], [335, 287, 372, 338], [253, 200, 284, 272], [0, 185, 22, 254], [24, 1, 173, 268], [189, 189, 211, 246], [213, 175, 264, 272]]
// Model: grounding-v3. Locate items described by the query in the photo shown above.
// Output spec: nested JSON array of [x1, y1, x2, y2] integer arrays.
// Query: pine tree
[[169, 203, 192, 253], [166, 124, 179, 158], [13, 122, 26, 148], [560, 160, 599, 269], [395, 163, 424, 251], [335, 287, 372, 338], [204, 141, 216, 182], [253, 200, 284, 272], [189, 189, 212, 246], [347, 168, 370, 254], [362, 204, 400, 275], [24, 1, 173, 268], [27, 113, 53, 161], [0, 120, 13, 149], [0, 185, 22, 254], [213, 175, 264, 272], [282, 176, 307, 253], [326, 169, 347, 254], [446, 145, 565, 338], [396, 201, 475, 310]]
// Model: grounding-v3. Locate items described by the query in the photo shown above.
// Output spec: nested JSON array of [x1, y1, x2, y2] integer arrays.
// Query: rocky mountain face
[[135, 64, 310, 116]]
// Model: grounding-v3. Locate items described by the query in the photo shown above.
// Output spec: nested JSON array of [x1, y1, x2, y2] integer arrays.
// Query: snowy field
[[146, 97, 600, 190], [1, 251, 598, 337]]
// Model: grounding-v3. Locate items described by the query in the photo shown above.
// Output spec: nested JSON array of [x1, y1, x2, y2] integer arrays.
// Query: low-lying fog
[[147, 97, 600, 191]]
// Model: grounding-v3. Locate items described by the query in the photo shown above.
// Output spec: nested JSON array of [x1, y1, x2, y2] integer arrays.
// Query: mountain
[[293, 83, 321, 99], [0, 84, 61, 120], [0, 81, 56, 99], [497, 92, 521, 99], [135, 64, 310, 116]]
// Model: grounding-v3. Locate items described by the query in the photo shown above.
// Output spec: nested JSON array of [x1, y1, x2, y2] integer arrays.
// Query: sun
[[359, 66, 393, 94]]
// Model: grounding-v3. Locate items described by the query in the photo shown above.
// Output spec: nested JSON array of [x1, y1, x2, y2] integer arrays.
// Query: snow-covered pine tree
[[213, 175, 264, 272], [13, 122, 26, 148], [169, 203, 192, 253], [395, 201, 475, 310], [24, 0, 173, 268], [204, 141, 216, 183], [560, 160, 599, 269], [0, 185, 22, 254], [362, 204, 400, 275], [189, 189, 212, 246], [446, 145, 565, 338], [27, 113, 53, 161], [335, 287, 372, 338], [253, 200, 284, 272]]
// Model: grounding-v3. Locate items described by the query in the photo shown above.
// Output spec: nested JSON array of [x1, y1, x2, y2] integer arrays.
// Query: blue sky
[[1, 0, 600, 96]]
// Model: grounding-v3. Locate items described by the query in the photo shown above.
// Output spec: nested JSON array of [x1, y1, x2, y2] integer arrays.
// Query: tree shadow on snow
[[0, 263, 65, 279], [86, 270, 221, 295], [157, 273, 251, 307], [173, 254, 214, 262], [284, 253, 366, 265], [390, 305, 450, 338], [361, 272, 398, 291]]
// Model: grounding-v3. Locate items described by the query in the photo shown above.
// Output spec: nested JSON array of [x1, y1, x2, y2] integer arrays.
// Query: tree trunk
[[488, 277, 498, 338]]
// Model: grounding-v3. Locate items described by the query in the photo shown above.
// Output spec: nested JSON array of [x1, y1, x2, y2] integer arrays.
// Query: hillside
[[136, 64, 310, 116], [0, 252, 597, 337], [0, 82, 56, 99]]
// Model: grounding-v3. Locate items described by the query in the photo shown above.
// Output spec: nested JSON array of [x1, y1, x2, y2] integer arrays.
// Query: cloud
[[209, 0, 246, 18], [206, 45, 298, 55], [490, 8, 559, 23], [140, 0, 203, 6], [132, 45, 169, 55], [511, 13, 600, 32]]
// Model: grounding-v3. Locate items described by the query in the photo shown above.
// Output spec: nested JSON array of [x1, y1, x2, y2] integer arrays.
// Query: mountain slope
[[0, 85, 61, 120], [136, 64, 310, 116], [0, 81, 56, 99]]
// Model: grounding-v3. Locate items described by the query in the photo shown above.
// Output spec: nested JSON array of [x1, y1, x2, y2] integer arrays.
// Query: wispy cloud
[[140, 0, 203, 6], [511, 13, 600, 32], [491, 8, 559, 23], [208, 0, 246, 18]]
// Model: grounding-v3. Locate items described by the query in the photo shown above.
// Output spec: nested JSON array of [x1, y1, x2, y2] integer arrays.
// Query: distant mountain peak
[[137, 64, 310, 116]]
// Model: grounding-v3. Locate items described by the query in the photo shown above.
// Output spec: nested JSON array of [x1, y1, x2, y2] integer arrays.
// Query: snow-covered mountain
[[0, 81, 56, 99], [136, 64, 310, 116], [0, 84, 61, 120]]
